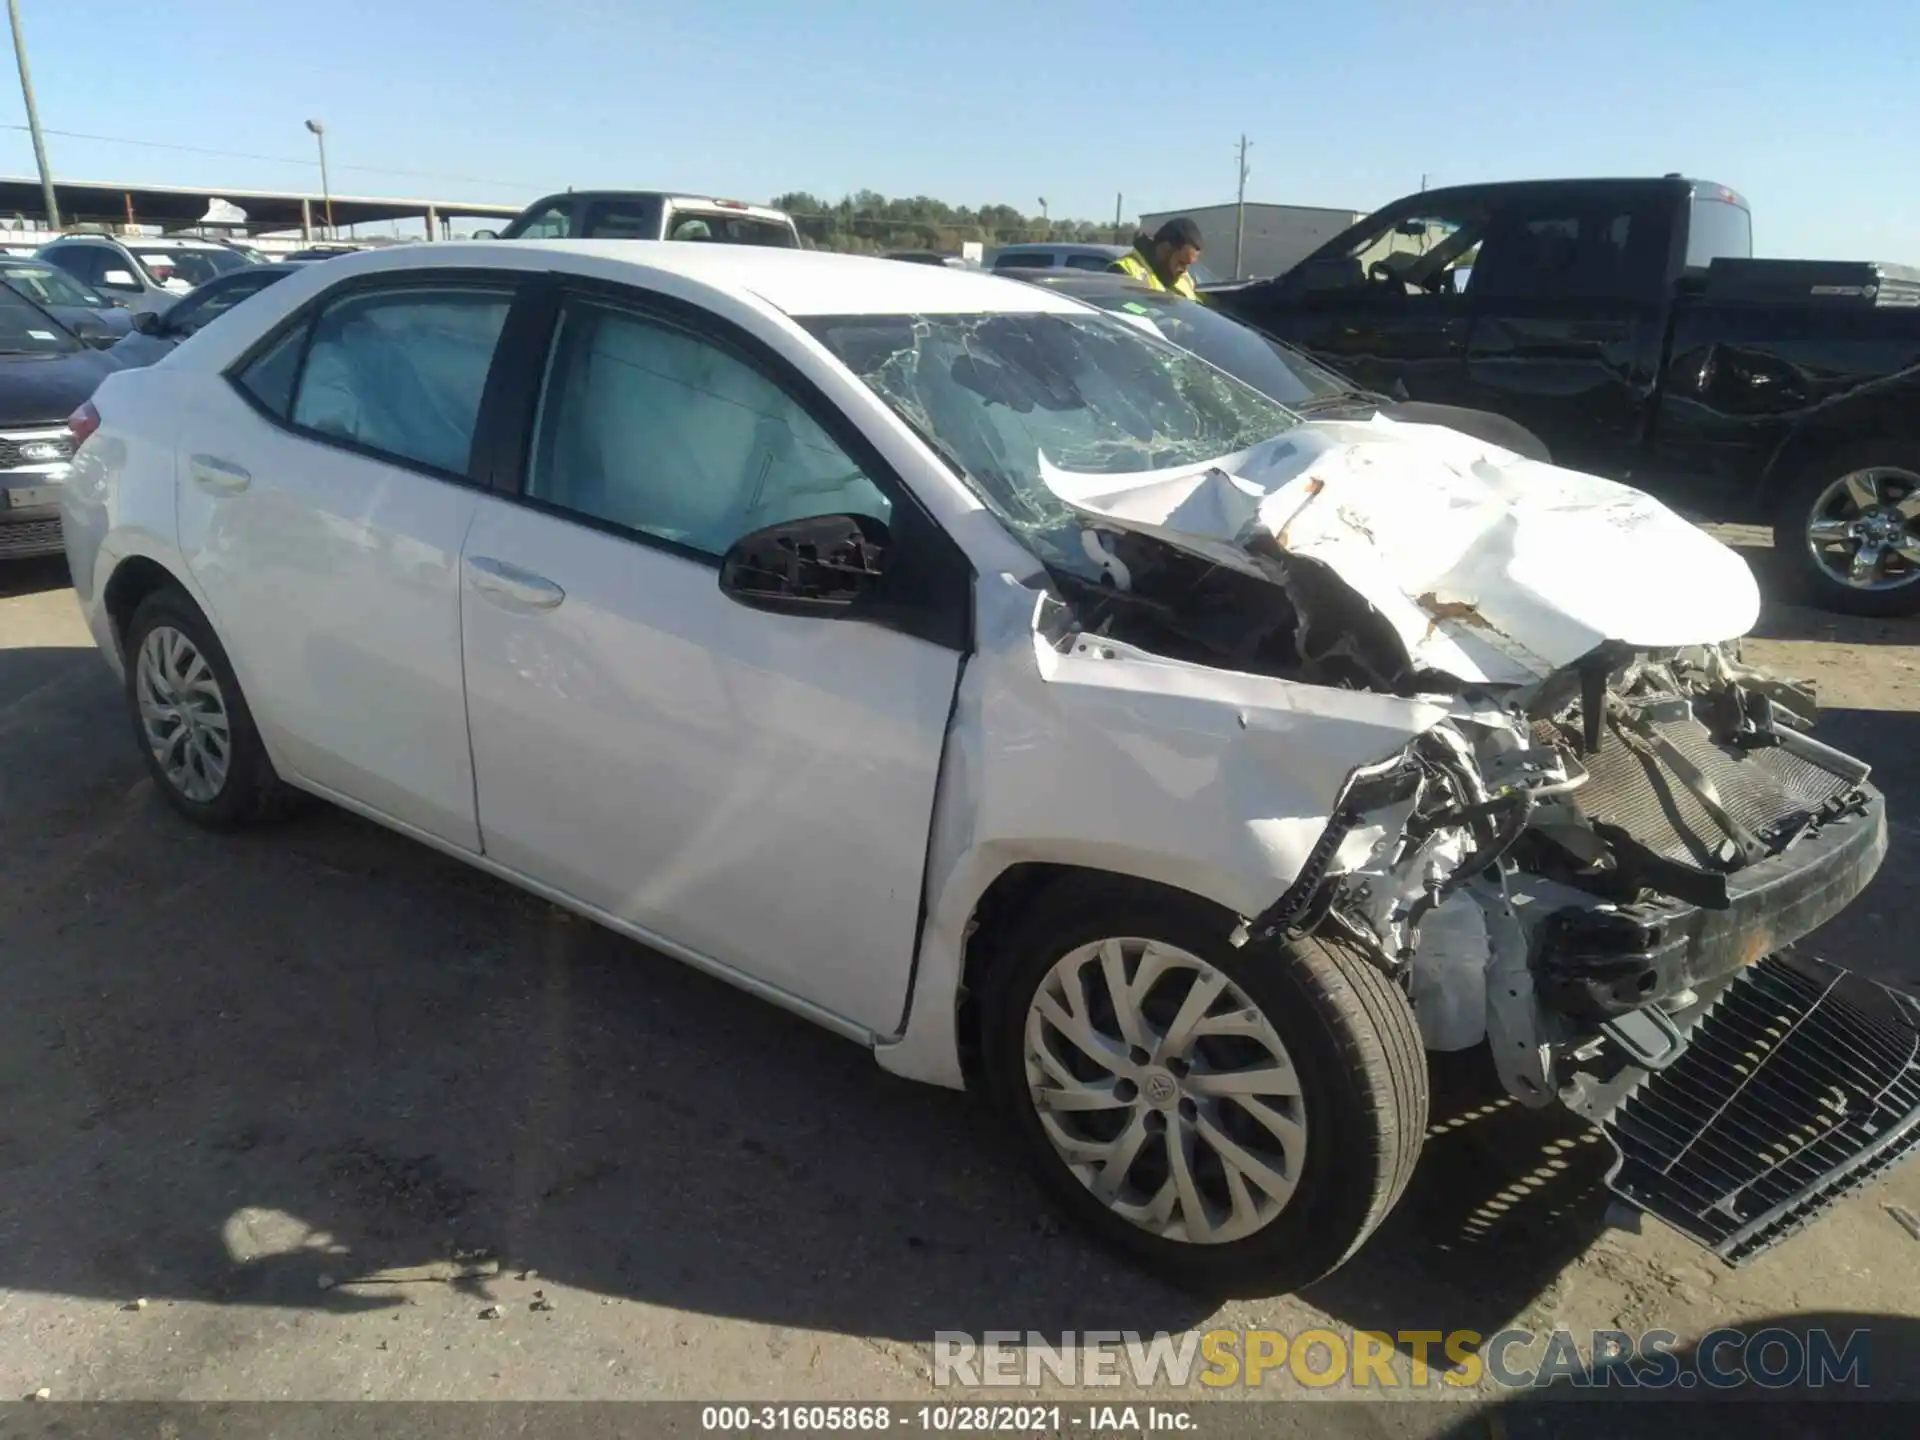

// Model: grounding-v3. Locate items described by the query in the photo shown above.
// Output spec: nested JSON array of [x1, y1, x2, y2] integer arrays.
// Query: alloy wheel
[[1023, 937, 1308, 1245], [1805, 467, 1920, 591], [136, 625, 232, 803]]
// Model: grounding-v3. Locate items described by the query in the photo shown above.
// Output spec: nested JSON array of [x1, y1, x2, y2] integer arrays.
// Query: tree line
[[769, 190, 1128, 254]]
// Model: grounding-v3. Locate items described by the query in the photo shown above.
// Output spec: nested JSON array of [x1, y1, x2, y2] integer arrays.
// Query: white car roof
[[317, 240, 1094, 319]]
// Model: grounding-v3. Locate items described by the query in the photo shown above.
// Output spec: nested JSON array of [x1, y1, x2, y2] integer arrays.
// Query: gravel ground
[[2, 536, 1917, 1430]]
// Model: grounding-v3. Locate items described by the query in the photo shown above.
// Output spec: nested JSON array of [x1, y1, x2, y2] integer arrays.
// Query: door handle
[[466, 555, 565, 612], [189, 454, 251, 494]]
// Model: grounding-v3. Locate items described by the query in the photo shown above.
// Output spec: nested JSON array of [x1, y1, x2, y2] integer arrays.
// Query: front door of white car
[[174, 277, 519, 851], [456, 287, 970, 1033]]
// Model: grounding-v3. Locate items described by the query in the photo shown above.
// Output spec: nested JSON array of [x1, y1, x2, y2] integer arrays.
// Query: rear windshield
[[661, 210, 797, 247], [0, 263, 100, 309], [1686, 198, 1753, 268], [0, 284, 80, 354]]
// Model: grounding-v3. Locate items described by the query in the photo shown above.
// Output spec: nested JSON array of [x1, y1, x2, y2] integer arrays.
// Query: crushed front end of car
[[1036, 416, 1917, 1264]]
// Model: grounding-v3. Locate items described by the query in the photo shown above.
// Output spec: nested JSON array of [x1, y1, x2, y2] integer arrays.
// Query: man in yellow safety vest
[[1111, 216, 1205, 301]]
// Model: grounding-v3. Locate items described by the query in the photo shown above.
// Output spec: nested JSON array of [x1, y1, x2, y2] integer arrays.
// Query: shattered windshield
[[800, 309, 1299, 569]]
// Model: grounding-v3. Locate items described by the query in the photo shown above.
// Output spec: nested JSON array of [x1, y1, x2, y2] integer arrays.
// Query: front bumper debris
[[1595, 950, 1920, 1264], [1533, 789, 1888, 1021]]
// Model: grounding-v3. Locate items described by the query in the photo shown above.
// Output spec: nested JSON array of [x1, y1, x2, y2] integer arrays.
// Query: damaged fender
[[874, 571, 1455, 1089]]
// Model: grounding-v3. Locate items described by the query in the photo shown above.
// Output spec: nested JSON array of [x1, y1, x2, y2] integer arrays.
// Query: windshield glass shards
[[802, 309, 1299, 571]]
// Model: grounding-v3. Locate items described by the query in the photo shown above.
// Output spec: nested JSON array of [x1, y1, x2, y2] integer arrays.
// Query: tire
[[1771, 441, 1920, 617], [981, 883, 1428, 1297], [123, 586, 295, 829]]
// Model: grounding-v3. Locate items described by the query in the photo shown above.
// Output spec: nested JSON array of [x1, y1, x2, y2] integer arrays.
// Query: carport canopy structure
[[0, 175, 524, 236]]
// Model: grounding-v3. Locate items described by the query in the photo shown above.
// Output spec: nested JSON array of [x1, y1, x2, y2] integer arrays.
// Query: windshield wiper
[[1288, 388, 1391, 414]]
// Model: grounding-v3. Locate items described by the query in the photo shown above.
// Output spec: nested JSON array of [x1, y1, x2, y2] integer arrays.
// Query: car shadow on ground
[[1433, 1312, 1920, 1437], [0, 554, 72, 601], [0, 644, 1913, 1356]]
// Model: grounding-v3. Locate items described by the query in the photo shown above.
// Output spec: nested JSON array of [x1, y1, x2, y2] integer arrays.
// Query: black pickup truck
[[1210, 177, 1920, 615]]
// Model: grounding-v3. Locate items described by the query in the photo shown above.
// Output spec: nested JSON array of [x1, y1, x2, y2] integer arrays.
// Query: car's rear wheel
[[981, 883, 1427, 1296], [125, 586, 293, 828], [1773, 442, 1920, 617]]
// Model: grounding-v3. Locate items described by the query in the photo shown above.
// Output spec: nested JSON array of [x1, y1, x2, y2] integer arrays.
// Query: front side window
[[526, 301, 891, 556], [513, 203, 573, 239], [1331, 207, 1486, 296], [1064, 253, 1115, 272], [801, 309, 1298, 568], [287, 285, 513, 475], [992, 253, 1055, 271]]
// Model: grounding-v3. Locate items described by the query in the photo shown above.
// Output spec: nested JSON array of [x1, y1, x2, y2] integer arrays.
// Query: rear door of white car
[[175, 271, 523, 850], [456, 277, 973, 1033]]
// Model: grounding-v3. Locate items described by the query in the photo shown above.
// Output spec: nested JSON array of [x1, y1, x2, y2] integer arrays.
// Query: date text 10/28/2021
[[701, 1407, 1195, 1432]]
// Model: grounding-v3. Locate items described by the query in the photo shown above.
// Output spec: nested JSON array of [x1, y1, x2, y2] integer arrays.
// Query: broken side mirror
[[718, 512, 890, 618], [130, 310, 164, 337]]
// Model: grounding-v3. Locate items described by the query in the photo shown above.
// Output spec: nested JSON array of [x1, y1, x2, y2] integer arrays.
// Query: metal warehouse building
[[1139, 201, 1363, 282]]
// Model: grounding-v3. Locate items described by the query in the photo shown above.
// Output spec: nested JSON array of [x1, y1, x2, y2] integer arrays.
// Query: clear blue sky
[[7, 0, 1917, 257]]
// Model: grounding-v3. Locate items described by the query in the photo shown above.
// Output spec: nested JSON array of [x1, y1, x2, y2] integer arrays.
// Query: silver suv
[[36, 236, 254, 315]]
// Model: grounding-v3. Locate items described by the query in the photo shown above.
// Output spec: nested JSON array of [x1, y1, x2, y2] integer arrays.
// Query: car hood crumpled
[[1037, 413, 1760, 686]]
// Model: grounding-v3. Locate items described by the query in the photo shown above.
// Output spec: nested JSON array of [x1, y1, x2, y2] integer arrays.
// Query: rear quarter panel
[[62, 365, 201, 674]]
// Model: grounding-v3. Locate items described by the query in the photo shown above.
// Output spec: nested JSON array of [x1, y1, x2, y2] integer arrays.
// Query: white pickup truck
[[488, 190, 801, 247]]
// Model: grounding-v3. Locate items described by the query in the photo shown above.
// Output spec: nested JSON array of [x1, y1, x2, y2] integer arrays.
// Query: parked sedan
[[62, 245, 1913, 1293], [0, 284, 119, 558], [108, 262, 305, 369], [0, 257, 133, 349], [1014, 271, 1551, 461]]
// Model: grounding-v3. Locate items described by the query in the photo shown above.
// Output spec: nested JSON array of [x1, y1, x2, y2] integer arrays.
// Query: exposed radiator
[[1539, 710, 1857, 869]]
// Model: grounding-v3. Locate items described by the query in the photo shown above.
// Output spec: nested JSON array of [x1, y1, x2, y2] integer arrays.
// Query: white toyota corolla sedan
[[61, 243, 1912, 1294]]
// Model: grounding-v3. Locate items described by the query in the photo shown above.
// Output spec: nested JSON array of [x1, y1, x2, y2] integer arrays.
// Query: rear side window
[[1686, 199, 1753, 268], [1471, 205, 1659, 300], [584, 201, 662, 239], [234, 324, 307, 417], [661, 211, 795, 246], [271, 285, 514, 476]]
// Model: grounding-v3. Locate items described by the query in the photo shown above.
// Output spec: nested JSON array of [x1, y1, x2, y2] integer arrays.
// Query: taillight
[[68, 401, 100, 446]]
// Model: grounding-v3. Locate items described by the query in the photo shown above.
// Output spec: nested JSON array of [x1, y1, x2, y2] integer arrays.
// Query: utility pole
[[7, 0, 58, 231], [1421, 173, 1429, 192], [305, 118, 333, 238], [1233, 134, 1252, 281], [1113, 192, 1122, 246]]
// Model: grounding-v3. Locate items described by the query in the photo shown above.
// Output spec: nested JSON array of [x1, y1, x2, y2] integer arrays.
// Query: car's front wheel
[[982, 884, 1428, 1296], [1773, 442, 1920, 617], [124, 586, 292, 828]]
